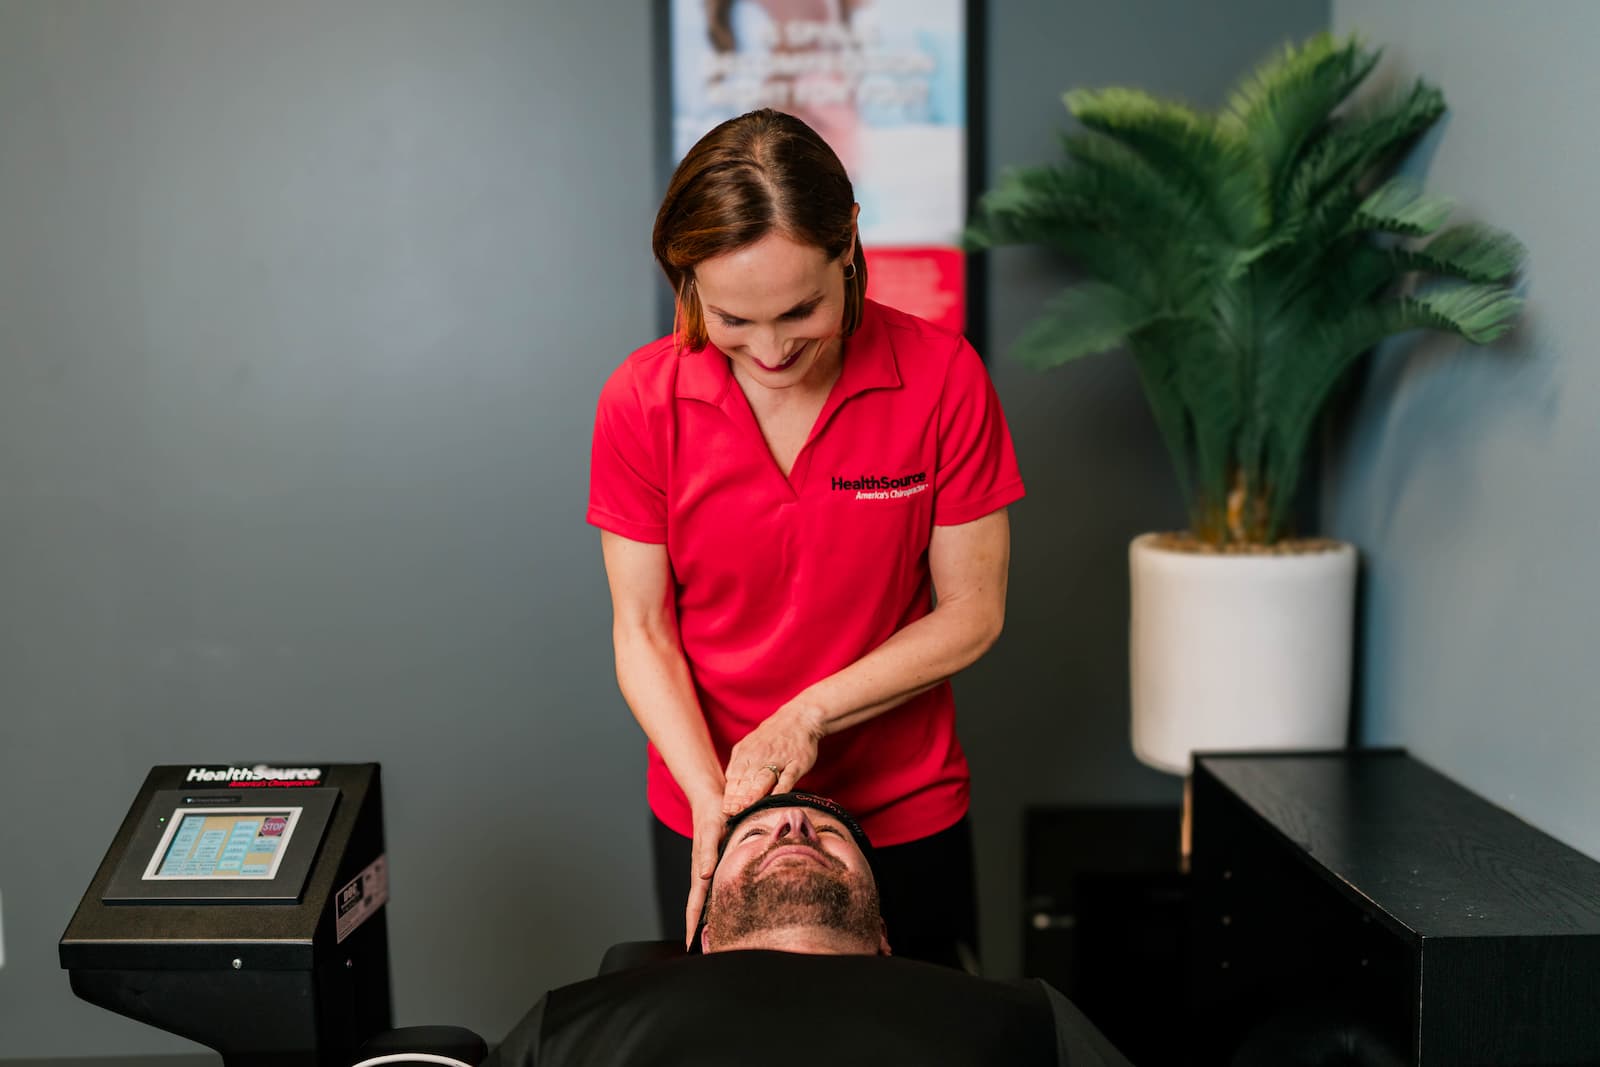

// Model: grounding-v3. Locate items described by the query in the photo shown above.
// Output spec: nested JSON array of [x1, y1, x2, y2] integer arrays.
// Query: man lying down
[[490, 792, 1132, 1066]]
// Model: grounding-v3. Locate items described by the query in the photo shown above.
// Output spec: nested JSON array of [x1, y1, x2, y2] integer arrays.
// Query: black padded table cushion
[[489, 949, 1131, 1066]]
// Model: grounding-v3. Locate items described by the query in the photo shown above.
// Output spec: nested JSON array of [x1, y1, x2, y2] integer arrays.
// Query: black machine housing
[[60, 762, 392, 1066]]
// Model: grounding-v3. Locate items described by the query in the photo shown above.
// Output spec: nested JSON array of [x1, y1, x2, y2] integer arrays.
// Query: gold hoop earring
[[843, 262, 856, 281]]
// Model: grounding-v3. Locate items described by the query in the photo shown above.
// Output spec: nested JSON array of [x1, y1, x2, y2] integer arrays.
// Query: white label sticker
[[335, 854, 388, 945]]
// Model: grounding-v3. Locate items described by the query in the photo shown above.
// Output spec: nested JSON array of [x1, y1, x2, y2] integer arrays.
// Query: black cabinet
[[1190, 750, 1600, 1066]]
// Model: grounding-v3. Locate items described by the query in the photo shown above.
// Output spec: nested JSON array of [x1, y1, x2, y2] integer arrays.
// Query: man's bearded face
[[702, 807, 883, 950]]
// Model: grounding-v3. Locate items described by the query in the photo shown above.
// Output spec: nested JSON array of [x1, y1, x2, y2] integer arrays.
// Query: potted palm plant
[[967, 33, 1525, 774]]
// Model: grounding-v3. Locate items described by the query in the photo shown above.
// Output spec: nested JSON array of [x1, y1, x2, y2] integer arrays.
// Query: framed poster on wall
[[655, 0, 985, 346]]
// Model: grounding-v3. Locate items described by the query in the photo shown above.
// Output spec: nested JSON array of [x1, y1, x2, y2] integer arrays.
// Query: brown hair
[[653, 109, 867, 350]]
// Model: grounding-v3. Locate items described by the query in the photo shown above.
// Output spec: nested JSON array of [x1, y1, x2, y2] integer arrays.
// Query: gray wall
[[1325, 1, 1600, 859], [0, 0, 1321, 1057], [0, 1, 658, 1056]]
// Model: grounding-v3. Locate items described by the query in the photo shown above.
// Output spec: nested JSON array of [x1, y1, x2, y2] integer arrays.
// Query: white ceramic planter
[[1129, 532, 1358, 775]]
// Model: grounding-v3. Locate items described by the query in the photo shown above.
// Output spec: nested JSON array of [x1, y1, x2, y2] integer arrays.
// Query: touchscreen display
[[143, 807, 301, 880]]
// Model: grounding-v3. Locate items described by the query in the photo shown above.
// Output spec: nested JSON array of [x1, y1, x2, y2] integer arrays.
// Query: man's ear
[[877, 918, 891, 957], [695, 881, 716, 954], [694, 895, 713, 953]]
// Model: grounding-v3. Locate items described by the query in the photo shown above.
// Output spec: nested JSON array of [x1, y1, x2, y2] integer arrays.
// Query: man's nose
[[773, 810, 817, 842]]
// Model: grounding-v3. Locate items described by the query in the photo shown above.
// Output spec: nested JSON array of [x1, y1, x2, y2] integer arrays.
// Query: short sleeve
[[586, 361, 668, 543], [933, 338, 1025, 526]]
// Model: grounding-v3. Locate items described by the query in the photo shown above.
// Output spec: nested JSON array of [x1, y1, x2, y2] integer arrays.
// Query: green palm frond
[[1283, 80, 1445, 209], [1405, 283, 1525, 344], [1398, 223, 1526, 284], [1222, 33, 1380, 200], [1067, 87, 1266, 243], [968, 135, 1221, 307], [967, 31, 1528, 545], [1353, 178, 1454, 236], [1009, 283, 1158, 370], [964, 164, 1091, 250], [1058, 131, 1213, 237], [1257, 282, 1523, 532]]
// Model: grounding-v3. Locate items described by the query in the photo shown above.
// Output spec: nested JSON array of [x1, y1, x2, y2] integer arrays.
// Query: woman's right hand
[[685, 796, 729, 948]]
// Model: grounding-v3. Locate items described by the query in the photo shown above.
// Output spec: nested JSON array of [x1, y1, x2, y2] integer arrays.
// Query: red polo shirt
[[588, 300, 1024, 846]]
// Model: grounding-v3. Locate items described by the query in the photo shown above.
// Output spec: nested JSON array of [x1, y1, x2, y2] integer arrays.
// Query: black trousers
[[651, 814, 980, 970]]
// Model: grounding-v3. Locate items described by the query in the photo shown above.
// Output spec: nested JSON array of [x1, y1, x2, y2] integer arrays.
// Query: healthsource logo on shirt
[[831, 470, 929, 500]]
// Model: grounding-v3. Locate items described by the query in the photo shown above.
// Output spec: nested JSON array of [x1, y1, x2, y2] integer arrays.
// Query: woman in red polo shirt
[[588, 108, 1023, 969]]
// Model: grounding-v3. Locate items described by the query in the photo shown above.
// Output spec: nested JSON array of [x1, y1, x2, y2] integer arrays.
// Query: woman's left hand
[[721, 701, 827, 815]]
